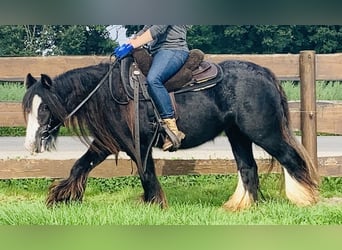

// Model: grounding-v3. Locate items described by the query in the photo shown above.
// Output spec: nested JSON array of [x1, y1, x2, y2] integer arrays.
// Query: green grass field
[[282, 81, 342, 100], [0, 174, 341, 225], [0, 82, 26, 102], [1, 81, 342, 102]]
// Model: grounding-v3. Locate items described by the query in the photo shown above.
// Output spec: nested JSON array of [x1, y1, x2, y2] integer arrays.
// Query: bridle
[[40, 58, 119, 145], [37, 55, 178, 174]]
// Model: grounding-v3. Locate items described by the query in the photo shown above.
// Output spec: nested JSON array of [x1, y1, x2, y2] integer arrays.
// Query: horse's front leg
[[139, 148, 168, 208], [46, 143, 110, 207]]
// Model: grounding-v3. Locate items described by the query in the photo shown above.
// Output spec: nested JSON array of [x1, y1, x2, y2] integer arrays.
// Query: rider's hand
[[113, 43, 134, 60]]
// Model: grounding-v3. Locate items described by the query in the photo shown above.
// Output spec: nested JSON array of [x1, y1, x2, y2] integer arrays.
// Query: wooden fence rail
[[0, 53, 342, 82], [1, 101, 342, 134]]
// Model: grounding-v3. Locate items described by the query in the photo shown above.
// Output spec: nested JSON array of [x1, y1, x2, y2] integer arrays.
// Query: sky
[[107, 25, 128, 45]]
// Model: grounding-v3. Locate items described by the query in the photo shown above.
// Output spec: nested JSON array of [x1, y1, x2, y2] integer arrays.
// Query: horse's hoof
[[222, 194, 255, 212], [140, 194, 168, 209]]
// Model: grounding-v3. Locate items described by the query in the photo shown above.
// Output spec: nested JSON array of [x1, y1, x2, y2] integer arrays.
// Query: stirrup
[[162, 129, 185, 152]]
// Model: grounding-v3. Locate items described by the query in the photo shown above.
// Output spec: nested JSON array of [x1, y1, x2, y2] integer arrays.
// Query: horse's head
[[22, 73, 62, 153]]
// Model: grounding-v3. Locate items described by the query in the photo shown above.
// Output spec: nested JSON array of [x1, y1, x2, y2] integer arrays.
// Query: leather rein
[[40, 57, 150, 175], [41, 58, 119, 144], [41, 56, 177, 174]]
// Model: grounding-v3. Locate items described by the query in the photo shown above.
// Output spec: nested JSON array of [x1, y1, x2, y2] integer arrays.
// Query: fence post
[[299, 50, 318, 169]]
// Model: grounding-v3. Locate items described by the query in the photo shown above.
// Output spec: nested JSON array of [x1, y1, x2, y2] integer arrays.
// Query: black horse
[[22, 57, 319, 211]]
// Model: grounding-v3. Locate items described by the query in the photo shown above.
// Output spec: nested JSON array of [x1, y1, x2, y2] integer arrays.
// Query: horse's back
[[219, 60, 279, 87], [218, 60, 283, 107]]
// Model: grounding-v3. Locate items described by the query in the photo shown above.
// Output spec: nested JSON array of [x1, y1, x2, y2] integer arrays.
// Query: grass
[[1, 81, 342, 102], [282, 81, 342, 100], [0, 82, 26, 102], [0, 174, 341, 225]]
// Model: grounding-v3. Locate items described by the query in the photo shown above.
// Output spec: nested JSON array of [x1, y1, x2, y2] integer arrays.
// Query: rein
[[41, 56, 176, 175], [41, 59, 119, 142]]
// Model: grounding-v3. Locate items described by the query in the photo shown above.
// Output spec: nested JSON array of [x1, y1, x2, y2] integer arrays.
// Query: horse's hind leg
[[256, 135, 319, 206], [46, 142, 110, 207], [223, 128, 259, 211]]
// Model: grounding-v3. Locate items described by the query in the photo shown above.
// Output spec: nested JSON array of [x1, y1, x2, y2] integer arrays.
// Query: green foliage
[[125, 25, 144, 37], [0, 82, 25, 101], [281, 81, 301, 100], [281, 81, 342, 100], [57, 26, 87, 55], [306, 26, 342, 53], [0, 25, 117, 56], [124, 25, 342, 54], [2, 25, 342, 56], [0, 126, 79, 137], [0, 127, 26, 136], [0, 26, 27, 56], [187, 25, 223, 53], [316, 81, 342, 100], [2, 81, 342, 103], [57, 25, 116, 55], [320, 177, 342, 197]]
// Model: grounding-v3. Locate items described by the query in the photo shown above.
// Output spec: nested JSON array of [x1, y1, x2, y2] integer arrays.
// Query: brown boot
[[162, 118, 185, 151]]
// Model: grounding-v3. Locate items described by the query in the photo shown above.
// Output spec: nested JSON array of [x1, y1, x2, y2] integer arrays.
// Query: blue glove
[[113, 43, 134, 60]]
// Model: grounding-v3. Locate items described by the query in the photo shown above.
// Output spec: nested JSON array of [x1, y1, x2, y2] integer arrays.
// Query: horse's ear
[[40, 74, 53, 89], [25, 73, 37, 89]]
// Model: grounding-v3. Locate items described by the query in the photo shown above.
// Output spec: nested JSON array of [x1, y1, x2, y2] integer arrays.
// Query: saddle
[[131, 48, 222, 92], [117, 49, 223, 156]]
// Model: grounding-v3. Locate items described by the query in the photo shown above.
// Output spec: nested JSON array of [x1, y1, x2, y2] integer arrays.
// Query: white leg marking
[[284, 169, 318, 206], [24, 95, 42, 152], [223, 171, 254, 211]]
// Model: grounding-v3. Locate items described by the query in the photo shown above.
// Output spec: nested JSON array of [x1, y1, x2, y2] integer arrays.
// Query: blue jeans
[[147, 49, 189, 119]]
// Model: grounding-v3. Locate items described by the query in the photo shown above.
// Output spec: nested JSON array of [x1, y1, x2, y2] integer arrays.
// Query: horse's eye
[[40, 104, 49, 112]]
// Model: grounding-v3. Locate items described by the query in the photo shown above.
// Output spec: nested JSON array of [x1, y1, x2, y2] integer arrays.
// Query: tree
[[187, 25, 222, 53], [2, 25, 341, 56], [307, 25, 342, 53], [85, 25, 117, 55], [125, 25, 144, 37], [58, 25, 116, 55], [0, 26, 27, 56], [0, 25, 117, 56]]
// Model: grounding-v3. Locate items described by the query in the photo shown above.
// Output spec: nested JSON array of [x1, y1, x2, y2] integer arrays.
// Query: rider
[[114, 25, 190, 151]]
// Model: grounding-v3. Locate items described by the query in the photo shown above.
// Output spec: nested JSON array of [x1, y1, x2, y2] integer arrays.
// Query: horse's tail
[[267, 68, 320, 204]]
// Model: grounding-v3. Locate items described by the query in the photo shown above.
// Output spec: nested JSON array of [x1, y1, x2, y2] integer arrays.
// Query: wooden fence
[[1, 53, 342, 82], [1, 101, 341, 134], [0, 53, 341, 178]]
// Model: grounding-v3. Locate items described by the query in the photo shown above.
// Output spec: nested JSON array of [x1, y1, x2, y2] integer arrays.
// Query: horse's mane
[[25, 62, 136, 158], [22, 75, 68, 123]]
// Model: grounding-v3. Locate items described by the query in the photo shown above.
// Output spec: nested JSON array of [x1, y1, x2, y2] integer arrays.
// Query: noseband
[[40, 116, 58, 148]]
